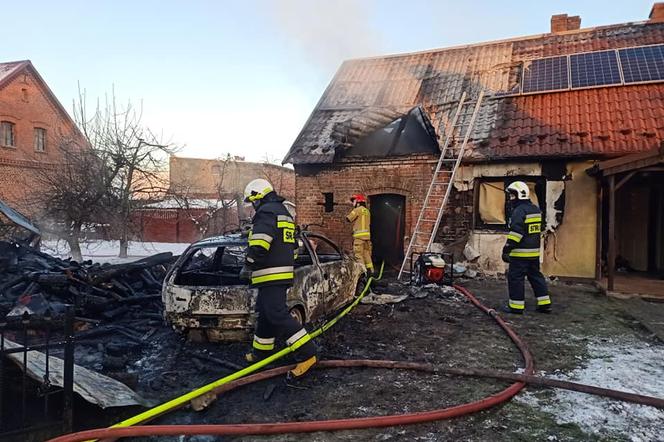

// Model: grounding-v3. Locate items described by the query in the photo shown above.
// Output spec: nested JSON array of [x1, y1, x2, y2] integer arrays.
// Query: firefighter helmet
[[243, 178, 274, 202], [350, 193, 367, 204], [506, 181, 530, 200]]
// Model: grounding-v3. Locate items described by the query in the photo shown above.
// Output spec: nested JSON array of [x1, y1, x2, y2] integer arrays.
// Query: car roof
[[191, 234, 247, 248]]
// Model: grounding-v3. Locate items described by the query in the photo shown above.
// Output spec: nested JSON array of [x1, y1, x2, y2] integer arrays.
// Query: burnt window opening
[[344, 106, 439, 158], [1, 121, 15, 147], [474, 176, 547, 231]]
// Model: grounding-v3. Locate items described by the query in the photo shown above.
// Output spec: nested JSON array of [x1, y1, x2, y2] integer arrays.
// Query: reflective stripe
[[507, 231, 523, 243], [252, 272, 294, 284], [353, 229, 370, 239], [509, 248, 540, 258], [537, 295, 552, 306], [250, 233, 273, 243], [254, 335, 275, 345], [525, 214, 542, 223], [509, 299, 525, 310], [249, 239, 271, 250], [278, 221, 296, 229], [277, 215, 294, 222], [252, 266, 294, 277], [252, 340, 275, 351], [286, 328, 308, 345]]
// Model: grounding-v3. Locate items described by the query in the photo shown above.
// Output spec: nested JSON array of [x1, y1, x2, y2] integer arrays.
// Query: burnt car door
[[292, 233, 328, 322], [302, 233, 353, 315]]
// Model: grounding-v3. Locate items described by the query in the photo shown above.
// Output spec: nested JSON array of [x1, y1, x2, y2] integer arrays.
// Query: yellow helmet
[[243, 178, 274, 202]]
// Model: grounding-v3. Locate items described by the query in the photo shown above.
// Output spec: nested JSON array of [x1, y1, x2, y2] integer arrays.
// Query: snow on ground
[[41, 240, 190, 264], [517, 337, 664, 442]]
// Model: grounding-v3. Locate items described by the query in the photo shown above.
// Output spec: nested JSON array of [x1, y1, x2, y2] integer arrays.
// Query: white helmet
[[244, 178, 274, 202], [506, 181, 530, 200], [283, 200, 296, 218]]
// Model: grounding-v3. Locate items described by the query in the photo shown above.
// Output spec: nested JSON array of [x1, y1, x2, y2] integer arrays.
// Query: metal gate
[[0, 306, 74, 439]]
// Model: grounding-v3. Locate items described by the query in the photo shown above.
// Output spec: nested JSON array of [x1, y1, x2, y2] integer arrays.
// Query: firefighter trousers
[[253, 284, 316, 362], [507, 259, 551, 311], [352, 238, 374, 272]]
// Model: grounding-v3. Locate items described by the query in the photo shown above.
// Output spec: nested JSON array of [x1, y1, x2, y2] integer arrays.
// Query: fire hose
[[48, 279, 664, 442]]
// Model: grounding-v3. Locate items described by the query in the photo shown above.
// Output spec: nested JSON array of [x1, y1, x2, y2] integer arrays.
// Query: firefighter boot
[[501, 304, 524, 315], [286, 355, 318, 381]]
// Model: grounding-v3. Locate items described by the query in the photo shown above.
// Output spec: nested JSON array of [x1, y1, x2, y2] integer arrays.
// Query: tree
[[31, 86, 175, 259], [74, 87, 176, 257]]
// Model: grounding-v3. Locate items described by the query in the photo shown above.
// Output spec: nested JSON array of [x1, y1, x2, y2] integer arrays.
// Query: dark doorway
[[369, 194, 405, 269]]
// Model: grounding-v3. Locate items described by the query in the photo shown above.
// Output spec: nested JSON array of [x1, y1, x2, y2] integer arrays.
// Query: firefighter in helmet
[[501, 181, 552, 314], [240, 178, 317, 379], [346, 193, 374, 276]]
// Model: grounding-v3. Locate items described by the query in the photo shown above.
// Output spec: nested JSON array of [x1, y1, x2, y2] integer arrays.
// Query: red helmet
[[350, 193, 367, 204]]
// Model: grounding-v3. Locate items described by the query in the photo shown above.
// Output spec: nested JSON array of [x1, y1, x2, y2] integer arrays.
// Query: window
[[34, 128, 46, 152], [475, 177, 545, 230], [1, 121, 15, 147]]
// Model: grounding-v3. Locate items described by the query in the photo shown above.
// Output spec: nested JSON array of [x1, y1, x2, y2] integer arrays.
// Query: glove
[[239, 264, 252, 281], [501, 253, 511, 264]]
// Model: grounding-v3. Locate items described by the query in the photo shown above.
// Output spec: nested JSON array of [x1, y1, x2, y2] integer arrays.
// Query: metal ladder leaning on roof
[[397, 90, 485, 280]]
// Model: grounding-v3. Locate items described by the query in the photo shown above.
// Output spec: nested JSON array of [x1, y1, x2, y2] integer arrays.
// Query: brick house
[[284, 4, 664, 295], [134, 156, 296, 243], [0, 60, 81, 213]]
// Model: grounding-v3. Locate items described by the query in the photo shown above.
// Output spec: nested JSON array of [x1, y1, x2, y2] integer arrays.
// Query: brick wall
[[294, 154, 472, 254], [0, 66, 78, 213], [169, 156, 295, 201]]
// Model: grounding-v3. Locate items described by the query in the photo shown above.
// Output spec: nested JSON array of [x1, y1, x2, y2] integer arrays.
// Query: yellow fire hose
[[102, 263, 384, 434]]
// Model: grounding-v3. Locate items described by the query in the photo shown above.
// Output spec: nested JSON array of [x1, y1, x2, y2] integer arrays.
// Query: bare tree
[[29, 134, 117, 261], [73, 87, 176, 257]]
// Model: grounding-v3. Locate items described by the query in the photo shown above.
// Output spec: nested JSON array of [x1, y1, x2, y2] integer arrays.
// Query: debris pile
[[0, 241, 174, 321]]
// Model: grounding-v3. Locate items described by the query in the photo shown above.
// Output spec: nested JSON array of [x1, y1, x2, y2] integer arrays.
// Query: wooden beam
[[615, 171, 636, 191], [608, 175, 616, 292]]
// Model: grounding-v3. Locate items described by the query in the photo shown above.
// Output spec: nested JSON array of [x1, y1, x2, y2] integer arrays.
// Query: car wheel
[[355, 275, 369, 297], [289, 306, 305, 325]]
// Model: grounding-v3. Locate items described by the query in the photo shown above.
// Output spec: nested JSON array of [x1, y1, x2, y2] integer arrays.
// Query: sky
[[0, 0, 655, 163]]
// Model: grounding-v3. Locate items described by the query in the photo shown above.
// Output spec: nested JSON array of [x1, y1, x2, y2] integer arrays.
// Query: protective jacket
[[346, 206, 371, 240], [503, 200, 542, 260], [245, 192, 297, 287]]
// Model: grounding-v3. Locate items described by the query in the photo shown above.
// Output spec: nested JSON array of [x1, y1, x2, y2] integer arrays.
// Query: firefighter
[[346, 194, 374, 276], [501, 181, 552, 314], [240, 179, 317, 379]]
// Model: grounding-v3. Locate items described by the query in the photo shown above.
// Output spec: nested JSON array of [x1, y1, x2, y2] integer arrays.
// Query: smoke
[[267, 0, 385, 74]]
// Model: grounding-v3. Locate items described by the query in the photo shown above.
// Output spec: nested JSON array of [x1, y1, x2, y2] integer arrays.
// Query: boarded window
[[479, 181, 506, 224]]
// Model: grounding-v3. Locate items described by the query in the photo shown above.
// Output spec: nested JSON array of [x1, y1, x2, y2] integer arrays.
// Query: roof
[[0, 60, 79, 131], [284, 19, 664, 165]]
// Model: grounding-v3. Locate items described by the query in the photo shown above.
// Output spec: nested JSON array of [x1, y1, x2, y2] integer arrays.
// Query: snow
[[143, 198, 237, 210], [517, 337, 664, 441], [41, 240, 190, 264]]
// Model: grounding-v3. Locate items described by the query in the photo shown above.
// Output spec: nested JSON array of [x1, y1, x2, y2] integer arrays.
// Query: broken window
[[174, 245, 245, 286], [34, 128, 46, 152], [475, 177, 545, 230], [1, 121, 15, 147]]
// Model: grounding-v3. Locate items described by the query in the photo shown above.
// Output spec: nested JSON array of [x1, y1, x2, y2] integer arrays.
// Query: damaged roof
[[284, 20, 664, 165]]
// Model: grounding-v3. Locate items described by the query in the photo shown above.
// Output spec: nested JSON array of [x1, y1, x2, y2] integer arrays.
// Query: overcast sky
[[0, 0, 655, 162]]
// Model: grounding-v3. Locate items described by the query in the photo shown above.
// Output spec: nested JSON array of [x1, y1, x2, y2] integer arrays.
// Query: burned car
[[162, 231, 365, 342]]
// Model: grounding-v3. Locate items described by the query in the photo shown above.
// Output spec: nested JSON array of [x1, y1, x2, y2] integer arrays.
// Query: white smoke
[[266, 0, 385, 73]]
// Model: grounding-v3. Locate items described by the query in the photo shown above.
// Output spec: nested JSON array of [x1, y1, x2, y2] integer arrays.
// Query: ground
[[64, 276, 664, 442]]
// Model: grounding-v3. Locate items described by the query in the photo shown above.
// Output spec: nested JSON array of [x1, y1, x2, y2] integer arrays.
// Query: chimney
[[650, 3, 664, 22], [551, 14, 582, 33]]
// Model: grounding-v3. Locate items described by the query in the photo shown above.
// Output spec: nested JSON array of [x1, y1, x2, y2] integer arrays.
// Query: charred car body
[[162, 231, 365, 342]]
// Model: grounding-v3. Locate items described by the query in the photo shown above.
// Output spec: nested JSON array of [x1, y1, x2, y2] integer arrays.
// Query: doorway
[[369, 194, 405, 269]]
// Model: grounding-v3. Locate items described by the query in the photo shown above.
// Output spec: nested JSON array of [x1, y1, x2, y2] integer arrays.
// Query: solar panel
[[619, 44, 664, 83], [570, 50, 621, 89], [521, 56, 569, 93]]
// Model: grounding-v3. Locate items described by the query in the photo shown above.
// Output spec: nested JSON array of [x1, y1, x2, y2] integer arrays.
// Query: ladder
[[397, 90, 485, 280]]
